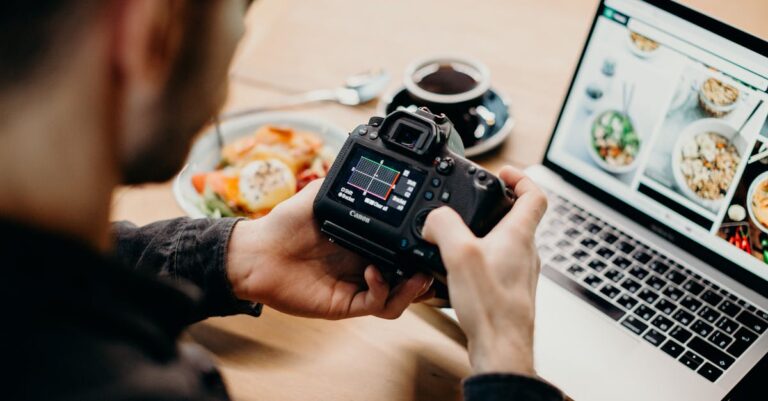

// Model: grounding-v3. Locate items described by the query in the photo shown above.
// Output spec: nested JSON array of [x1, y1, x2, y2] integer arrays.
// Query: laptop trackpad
[[534, 277, 719, 401]]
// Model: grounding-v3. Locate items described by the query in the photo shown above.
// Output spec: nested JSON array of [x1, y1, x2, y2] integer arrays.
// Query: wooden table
[[111, 1, 768, 400]]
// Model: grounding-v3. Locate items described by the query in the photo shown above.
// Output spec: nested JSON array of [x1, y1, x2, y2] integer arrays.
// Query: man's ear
[[111, 0, 185, 92]]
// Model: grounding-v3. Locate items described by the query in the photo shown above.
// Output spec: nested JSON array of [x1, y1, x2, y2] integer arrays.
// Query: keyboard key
[[551, 254, 568, 264], [735, 311, 767, 334], [567, 264, 586, 276], [620, 278, 641, 293], [568, 213, 585, 224], [643, 328, 666, 346], [655, 298, 677, 315], [564, 228, 581, 238], [698, 306, 721, 324], [601, 232, 619, 244], [718, 300, 741, 317], [680, 295, 703, 313], [663, 287, 684, 302], [617, 241, 635, 254], [682, 280, 705, 296], [600, 284, 621, 299], [709, 330, 733, 349], [661, 339, 684, 358], [587, 258, 607, 272], [646, 275, 667, 291], [688, 337, 734, 370], [581, 238, 598, 249], [651, 315, 674, 332], [612, 256, 632, 269], [692, 320, 714, 337], [637, 288, 659, 304], [698, 363, 723, 382], [726, 327, 758, 357], [757, 310, 768, 321], [616, 294, 638, 310], [670, 326, 693, 343], [583, 274, 603, 289], [621, 315, 648, 335], [679, 351, 704, 370], [665, 270, 686, 285], [572, 249, 589, 261], [672, 309, 695, 326], [597, 247, 615, 260], [556, 239, 572, 249], [634, 304, 656, 321], [604, 269, 624, 282], [585, 223, 602, 234], [633, 251, 652, 264], [715, 316, 739, 335], [701, 290, 723, 307], [648, 260, 670, 275], [628, 266, 649, 280]]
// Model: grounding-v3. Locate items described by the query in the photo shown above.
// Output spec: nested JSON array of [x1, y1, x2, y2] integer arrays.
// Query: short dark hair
[[0, 1, 100, 88]]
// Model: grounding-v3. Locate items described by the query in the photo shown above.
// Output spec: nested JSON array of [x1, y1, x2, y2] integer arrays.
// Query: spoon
[[222, 69, 391, 120]]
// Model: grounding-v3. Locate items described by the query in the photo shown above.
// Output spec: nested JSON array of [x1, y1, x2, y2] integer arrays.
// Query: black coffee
[[415, 63, 479, 95]]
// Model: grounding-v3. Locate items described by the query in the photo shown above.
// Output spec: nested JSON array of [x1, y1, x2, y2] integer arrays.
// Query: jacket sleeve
[[111, 217, 262, 322], [464, 374, 564, 401]]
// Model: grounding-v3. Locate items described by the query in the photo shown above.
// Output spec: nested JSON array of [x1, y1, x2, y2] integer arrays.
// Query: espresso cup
[[403, 56, 492, 148]]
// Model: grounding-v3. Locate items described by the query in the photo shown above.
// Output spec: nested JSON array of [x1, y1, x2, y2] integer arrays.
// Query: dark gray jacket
[[0, 217, 561, 401]]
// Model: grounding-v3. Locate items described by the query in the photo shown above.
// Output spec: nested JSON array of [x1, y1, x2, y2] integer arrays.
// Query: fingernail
[[419, 276, 434, 295]]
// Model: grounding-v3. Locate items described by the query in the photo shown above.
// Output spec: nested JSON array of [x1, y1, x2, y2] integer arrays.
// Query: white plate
[[173, 112, 347, 218], [747, 171, 768, 234]]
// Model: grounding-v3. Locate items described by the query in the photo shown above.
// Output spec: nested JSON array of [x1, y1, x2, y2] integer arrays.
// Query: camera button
[[412, 208, 433, 239], [424, 191, 434, 201], [436, 157, 454, 174], [430, 178, 441, 188], [398, 238, 410, 249], [440, 191, 451, 203], [368, 117, 384, 127], [468, 165, 477, 175], [412, 246, 436, 261], [477, 171, 488, 180], [356, 127, 368, 135]]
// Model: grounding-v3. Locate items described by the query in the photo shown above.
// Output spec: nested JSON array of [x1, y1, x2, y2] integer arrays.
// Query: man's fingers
[[377, 273, 432, 319], [347, 266, 389, 317], [490, 166, 548, 237], [422, 207, 476, 251]]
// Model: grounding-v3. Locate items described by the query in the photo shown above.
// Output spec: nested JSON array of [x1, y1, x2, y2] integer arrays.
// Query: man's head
[[1, 0, 248, 184]]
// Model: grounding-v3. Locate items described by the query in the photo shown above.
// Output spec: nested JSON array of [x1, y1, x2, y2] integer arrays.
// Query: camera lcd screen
[[330, 146, 426, 227]]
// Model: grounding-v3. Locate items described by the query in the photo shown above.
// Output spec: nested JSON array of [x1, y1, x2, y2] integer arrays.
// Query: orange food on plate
[[193, 125, 333, 218]]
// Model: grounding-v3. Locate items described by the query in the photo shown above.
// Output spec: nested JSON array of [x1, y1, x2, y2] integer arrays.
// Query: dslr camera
[[313, 108, 515, 301]]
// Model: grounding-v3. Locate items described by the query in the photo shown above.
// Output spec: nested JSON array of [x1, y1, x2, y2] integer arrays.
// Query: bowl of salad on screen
[[174, 113, 346, 218], [587, 109, 641, 174]]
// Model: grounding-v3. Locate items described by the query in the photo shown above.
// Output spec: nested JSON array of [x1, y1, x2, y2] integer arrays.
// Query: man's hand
[[226, 180, 433, 320], [422, 166, 547, 377]]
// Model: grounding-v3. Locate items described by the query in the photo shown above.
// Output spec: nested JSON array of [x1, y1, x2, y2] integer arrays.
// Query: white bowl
[[585, 109, 641, 175], [671, 118, 742, 211], [173, 112, 347, 218], [698, 75, 741, 117], [626, 31, 660, 59], [747, 171, 768, 234]]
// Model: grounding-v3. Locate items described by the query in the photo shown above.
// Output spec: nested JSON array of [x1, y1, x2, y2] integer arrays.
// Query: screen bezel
[[541, 0, 768, 298]]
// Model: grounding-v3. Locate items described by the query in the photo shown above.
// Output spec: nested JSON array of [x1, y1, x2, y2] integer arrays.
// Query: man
[[0, 1, 561, 400]]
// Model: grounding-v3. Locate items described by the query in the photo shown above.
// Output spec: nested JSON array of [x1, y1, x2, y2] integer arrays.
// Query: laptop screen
[[545, 0, 768, 285]]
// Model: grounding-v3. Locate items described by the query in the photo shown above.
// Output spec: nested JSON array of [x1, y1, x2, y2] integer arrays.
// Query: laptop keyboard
[[536, 193, 768, 383]]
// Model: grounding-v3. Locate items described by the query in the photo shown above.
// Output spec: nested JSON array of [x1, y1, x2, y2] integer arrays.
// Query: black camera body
[[313, 108, 515, 297]]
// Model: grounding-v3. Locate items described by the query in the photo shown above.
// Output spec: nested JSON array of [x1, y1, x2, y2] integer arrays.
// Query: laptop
[[442, 0, 768, 399]]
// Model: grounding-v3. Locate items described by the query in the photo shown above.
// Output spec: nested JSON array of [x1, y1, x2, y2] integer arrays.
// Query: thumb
[[422, 207, 476, 254]]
